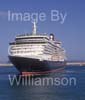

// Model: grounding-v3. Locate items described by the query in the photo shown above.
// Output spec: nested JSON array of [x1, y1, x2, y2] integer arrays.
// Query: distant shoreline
[[0, 62, 85, 67], [0, 63, 13, 67]]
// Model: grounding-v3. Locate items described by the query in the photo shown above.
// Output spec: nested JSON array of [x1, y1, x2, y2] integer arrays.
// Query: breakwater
[[0, 63, 13, 67], [0, 62, 85, 67]]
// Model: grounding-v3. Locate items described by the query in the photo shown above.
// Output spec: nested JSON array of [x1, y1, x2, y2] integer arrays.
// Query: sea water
[[0, 66, 85, 100]]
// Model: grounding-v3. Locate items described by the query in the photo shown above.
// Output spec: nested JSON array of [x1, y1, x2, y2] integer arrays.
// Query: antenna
[[32, 21, 37, 35]]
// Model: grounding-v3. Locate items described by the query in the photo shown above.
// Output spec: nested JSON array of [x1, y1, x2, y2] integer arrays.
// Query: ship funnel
[[50, 33, 54, 40], [32, 21, 37, 35]]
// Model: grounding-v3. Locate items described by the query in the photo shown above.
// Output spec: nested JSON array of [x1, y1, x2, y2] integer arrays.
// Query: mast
[[32, 21, 37, 35]]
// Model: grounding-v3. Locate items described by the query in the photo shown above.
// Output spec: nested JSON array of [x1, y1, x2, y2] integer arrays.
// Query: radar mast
[[32, 21, 37, 35]]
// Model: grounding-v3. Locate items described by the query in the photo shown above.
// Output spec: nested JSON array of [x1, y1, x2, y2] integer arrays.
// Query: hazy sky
[[0, 0, 85, 62]]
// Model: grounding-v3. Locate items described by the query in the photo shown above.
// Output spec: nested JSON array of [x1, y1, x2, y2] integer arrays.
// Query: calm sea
[[0, 66, 85, 100]]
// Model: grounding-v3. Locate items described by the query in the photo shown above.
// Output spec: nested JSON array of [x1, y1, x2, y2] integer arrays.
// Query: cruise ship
[[8, 22, 66, 75]]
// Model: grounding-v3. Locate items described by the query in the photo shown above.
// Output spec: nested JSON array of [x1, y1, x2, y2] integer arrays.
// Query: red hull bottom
[[21, 67, 65, 76]]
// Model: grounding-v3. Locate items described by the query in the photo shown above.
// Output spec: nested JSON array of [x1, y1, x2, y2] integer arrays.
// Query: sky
[[0, 0, 85, 62]]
